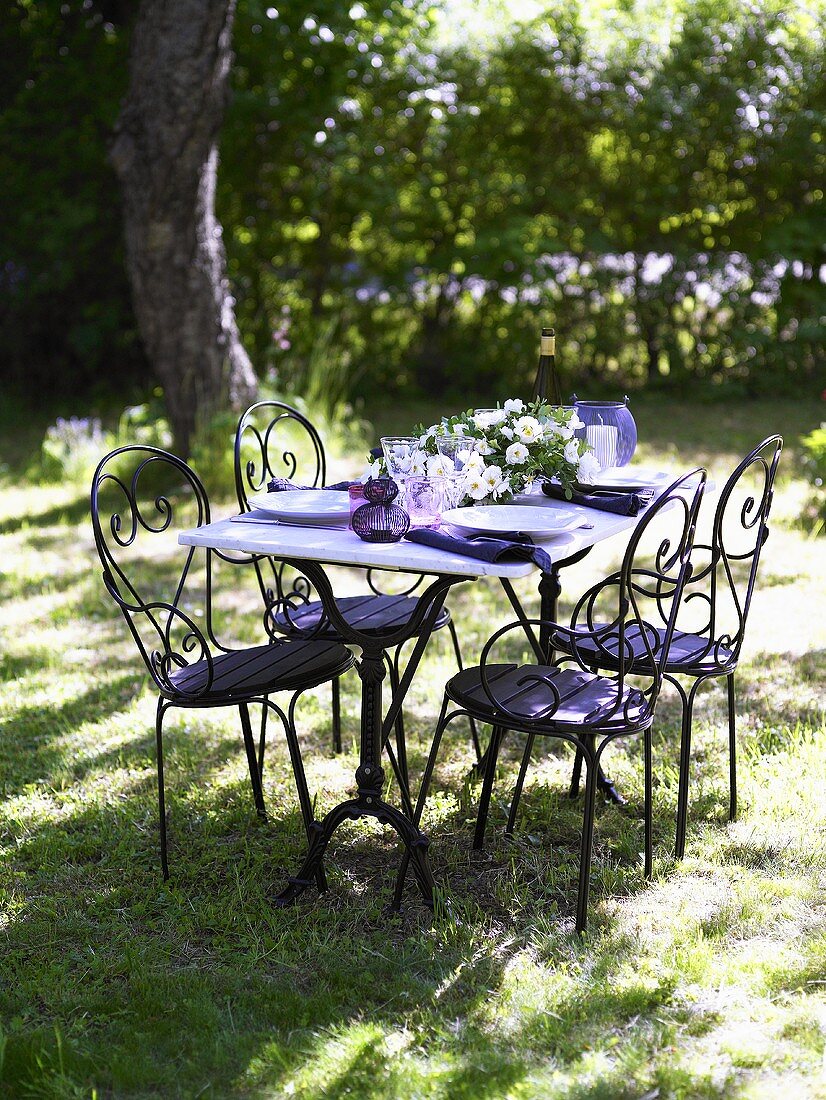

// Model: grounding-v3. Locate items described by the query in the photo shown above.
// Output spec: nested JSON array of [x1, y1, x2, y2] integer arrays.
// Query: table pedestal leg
[[274, 637, 437, 908]]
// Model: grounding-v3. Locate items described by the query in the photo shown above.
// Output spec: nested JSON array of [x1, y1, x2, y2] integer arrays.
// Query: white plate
[[247, 490, 351, 525], [578, 467, 672, 492], [442, 504, 583, 539]]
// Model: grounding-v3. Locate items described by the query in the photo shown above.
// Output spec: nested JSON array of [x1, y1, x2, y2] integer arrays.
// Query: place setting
[[228, 396, 675, 567]]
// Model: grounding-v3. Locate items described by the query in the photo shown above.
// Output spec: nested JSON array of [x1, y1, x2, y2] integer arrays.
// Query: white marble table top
[[178, 493, 647, 578]]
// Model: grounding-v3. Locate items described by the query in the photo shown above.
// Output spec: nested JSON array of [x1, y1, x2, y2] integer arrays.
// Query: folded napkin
[[267, 477, 357, 492], [404, 528, 553, 573], [541, 480, 651, 516]]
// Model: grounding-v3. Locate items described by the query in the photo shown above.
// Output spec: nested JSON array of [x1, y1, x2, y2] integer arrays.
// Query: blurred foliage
[[1, 0, 824, 413], [801, 419, 826, 533], [32, 393, 172, 485], [0, 1, 144, 400]]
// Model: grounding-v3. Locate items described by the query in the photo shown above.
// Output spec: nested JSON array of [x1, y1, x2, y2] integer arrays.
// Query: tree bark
[[110, 0, 256, 456]]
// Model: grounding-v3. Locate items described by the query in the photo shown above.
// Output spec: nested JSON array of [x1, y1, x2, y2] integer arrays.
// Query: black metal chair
[[564, 436, 783, 857], [234, 400, 478, 772], [91, 445, 355, 881], [394, 469, 707, 932]]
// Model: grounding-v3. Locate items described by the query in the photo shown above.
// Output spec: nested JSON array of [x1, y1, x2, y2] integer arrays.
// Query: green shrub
[[34, 395, 172, 487]]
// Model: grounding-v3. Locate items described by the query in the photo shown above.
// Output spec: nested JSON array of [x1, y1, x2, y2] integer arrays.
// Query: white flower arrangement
[[406, 400, 599, 504]]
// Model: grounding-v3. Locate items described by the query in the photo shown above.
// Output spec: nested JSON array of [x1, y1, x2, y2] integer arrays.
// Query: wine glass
[[380, 435, 421, 505], [435, 433, 476, 508]]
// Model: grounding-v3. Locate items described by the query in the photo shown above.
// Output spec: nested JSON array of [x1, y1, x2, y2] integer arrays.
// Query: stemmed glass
[[380, 436, 421, 506], [435, 433, 475, 508]]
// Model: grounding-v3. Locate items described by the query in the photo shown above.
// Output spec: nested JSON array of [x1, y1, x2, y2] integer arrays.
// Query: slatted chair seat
[[271, 593, 452, 638], [447, 664, 649, 728], [556, 624, 736, 676], [169, 639, 355, 702]]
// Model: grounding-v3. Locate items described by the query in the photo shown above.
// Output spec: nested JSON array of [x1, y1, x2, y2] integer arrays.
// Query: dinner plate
[[442, 504, 582, 539], [247, 490, 351, 525], [577, 467, 672, 492]]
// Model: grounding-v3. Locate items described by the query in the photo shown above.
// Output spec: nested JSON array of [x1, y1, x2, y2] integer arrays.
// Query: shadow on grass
[[0, 493, 92, 537]]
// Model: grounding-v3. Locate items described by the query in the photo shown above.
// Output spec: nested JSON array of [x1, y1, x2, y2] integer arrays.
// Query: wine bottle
[[532, 326, 561, 404]]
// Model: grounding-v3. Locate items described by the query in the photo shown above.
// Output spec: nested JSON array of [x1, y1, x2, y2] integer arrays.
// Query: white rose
[[576, 451, 602, 484], [499, 425, 515, 440], [503, 398, 525, 414], [474, 438, 494, 456], [569, 411, 584, 431], [463, 471, 490, 500], [494, 475, 512, 499], [514, 415, 541, 443], [505, 441, 529, 465], [564, 439, 580, 465], [411, 452, 428, 475], [482, 466, 505, 496], [472, 409, 506, 431], [427, 454, 450, 477]]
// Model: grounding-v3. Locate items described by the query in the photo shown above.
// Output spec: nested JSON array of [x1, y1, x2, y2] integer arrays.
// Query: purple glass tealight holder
[[351, 477, 410, 543]]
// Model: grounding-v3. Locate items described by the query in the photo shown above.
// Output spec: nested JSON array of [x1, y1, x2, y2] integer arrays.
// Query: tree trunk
[[110, 0, 256, 457]]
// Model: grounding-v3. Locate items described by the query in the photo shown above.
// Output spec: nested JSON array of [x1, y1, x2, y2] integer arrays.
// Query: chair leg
[[331, 676, 342, 755], [675, 681, 701, 860], [387, 652, 408, 789], [155, 698, 169, 881], [576, 750, 598, 934], [282, 697, 327, 893], [727, 672, 737, 822], [473, 726, 505, 851], [447, 619, 481, 763], [506, 732, 535, 836], [392, 695, 451, 909], [239, 703, 267, 819], [644, 727, 653, 878], [257, 699, 269, 779], [569, 745, 583, 799]]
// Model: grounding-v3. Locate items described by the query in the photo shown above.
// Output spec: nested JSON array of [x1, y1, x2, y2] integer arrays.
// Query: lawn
[[1, 396, 825, 1099]]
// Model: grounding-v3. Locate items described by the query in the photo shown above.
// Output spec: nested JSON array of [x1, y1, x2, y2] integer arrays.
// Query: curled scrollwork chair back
[[235, 400, 327, 499], [676, 434, 783, 671], [395, 469, 707, 932], [91, 445, 217, 700], [234, 401, 330, 646], [564, 436, 783, 858], [90, 444, 356, 881]]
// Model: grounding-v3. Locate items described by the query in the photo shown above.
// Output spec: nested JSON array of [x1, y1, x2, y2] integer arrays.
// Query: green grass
[[1, 398, 825, 1098]]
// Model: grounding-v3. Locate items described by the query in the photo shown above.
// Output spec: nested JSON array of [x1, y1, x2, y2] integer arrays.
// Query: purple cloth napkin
[[267, 477, 358, 492], [404, 527, 553, 573], [541, 480, 651, 516]]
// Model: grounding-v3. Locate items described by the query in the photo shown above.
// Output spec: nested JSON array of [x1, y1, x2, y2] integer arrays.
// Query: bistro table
[[179, 493, 658, 908]]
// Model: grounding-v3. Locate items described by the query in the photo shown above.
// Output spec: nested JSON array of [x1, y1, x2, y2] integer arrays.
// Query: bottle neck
[[540, 333, 555, 356]]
